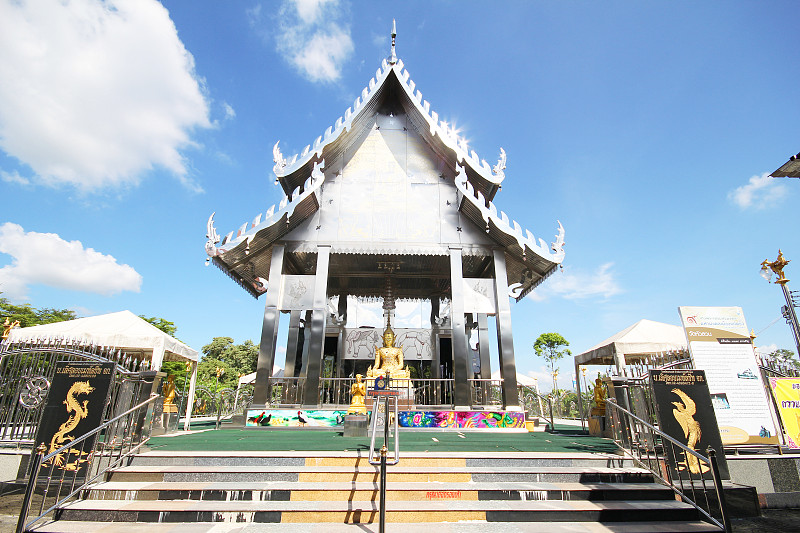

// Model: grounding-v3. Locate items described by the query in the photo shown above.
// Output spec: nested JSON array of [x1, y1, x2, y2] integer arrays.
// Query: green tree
[[195, 337, 259, 390], [533, 332, 571, 394], [768, 348, 800, 370], [1, 296, 78, 327], [139, 315, 178, 337]]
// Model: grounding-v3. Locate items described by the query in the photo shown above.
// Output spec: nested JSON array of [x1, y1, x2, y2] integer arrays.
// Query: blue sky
[[1, 1, 798, 391]]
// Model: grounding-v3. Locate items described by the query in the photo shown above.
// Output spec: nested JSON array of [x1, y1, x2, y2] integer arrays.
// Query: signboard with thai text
[[650, 369, 728, 480], [33, 361, 116, 479], [770, 378, 800, 448], [678, 306, 777, 445]]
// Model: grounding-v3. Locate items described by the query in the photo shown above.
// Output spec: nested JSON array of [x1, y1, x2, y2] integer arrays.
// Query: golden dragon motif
[[48, 380, 94, 469]]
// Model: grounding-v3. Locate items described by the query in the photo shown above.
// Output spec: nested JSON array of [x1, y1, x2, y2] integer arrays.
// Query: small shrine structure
[[205, 27, 565, 413]]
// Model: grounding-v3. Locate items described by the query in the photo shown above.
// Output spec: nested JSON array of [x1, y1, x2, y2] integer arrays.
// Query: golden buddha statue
[[348, 374, 367, 414], [590, 374, 606, 416], [162, 375, 178, 414], [366, 322, 410, 379]]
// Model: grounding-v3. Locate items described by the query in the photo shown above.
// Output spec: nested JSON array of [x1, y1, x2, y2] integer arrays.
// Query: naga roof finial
[[389, 19, 397, 65]]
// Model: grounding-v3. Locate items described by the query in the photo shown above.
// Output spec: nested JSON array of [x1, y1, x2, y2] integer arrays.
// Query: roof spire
[[389, 19, 397, 65]]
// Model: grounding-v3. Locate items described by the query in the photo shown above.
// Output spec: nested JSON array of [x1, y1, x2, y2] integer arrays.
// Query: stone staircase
[[34, 450, 721, 532]]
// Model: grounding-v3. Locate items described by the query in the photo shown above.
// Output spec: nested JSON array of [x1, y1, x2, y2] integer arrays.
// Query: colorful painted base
[[245, 409, 525, 429]]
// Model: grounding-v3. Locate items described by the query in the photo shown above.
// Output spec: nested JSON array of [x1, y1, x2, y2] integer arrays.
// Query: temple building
[[205, 28, 565, 413]]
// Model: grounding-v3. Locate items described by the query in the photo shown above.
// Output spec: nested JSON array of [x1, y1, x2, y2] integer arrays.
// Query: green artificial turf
[[147, 425, 618, 454]]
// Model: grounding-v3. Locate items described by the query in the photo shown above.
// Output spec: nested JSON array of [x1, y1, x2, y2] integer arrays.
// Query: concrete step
[[85, 480, 676, 502], [107, 465, 654, 484], [31, 519, 723, 532], [130, 451, 635, 469], [56, 498, 702, 524]]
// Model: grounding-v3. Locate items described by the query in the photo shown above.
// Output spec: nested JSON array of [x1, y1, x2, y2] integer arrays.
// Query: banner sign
[[678, 306, 777, 445], [33, 362, 116, 478], [650, 369, 729, 480], [770, 378, 800, 448]]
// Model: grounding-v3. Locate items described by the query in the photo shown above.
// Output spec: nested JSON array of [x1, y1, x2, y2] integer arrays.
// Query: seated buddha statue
[[366, 322, 410, 379], [591, 374, 607, 416]]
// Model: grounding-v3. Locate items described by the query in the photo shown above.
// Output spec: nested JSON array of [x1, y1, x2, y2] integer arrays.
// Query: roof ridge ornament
[[389, 19, 397, 65], [273, 141, 287, 177], [492, 148, 506, 180]]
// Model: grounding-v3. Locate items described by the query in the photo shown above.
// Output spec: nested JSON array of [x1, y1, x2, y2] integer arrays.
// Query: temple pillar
[[252, 244, 284, 407], [477, 313, 492, 380], [493, 249, 520, 409], [303, 245, 330, 407], [449, 247, 470, 409], [283, 310, 302, 378]]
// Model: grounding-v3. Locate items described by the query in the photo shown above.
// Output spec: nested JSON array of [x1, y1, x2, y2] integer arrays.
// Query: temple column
[[493, 249, 520, 409], [450, 247, 470, 409], [303, 245, 330, 407], [252, 244, 285, 407], [477, 313, 492, 380], [283, 310, 302, 378]]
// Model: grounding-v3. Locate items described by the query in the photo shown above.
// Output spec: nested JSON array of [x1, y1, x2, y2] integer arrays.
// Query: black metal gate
[[0, 338, 151, 444]]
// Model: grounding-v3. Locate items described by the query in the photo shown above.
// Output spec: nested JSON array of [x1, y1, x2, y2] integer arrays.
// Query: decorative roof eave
[[211, 256, 262, 299], [453, 163, 565, 301], [272, 58, 507, 200], [205, 160, 326, 296]]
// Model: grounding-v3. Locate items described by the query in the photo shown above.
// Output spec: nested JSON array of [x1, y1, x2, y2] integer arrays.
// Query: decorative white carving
[[343, 328, 432, 360], [493, 148, 506, 180], [273, 141, 287, 176], [205, 212, 220, 256], [210, 160, 326, 257], [463, 278, 496, 314], [508, 283, 525, 299], [271, 56, 505, 188], [454, 163, 565, 264]]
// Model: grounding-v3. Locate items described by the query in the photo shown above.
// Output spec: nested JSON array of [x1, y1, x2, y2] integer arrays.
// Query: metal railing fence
[[469, 379, 503, 407], [16, 393, 160, 533], [0, 339, 150, 444], [605, 398, 731, 532]]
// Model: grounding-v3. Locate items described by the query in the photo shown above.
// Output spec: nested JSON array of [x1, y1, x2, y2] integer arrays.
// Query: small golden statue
[[348, 374, 367, 414], [761, 249, 790, 284], [162, 375, 178, 414], [590, 374, 606, 416], [2, 317, 20, 340], [366, 320, 410, 379]]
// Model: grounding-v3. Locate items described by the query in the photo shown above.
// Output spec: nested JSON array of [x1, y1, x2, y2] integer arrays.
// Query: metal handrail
[[367, 376, 400, 533], [518, 384, 555, 431], [605, 398, 731, 532], [17, 393, 160, 533]]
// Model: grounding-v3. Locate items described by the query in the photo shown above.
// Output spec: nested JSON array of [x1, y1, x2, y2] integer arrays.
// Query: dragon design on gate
[[48, 380, 94, 469]]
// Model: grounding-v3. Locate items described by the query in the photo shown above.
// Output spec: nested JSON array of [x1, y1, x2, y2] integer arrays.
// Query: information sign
[[678, 306, 777, 445], [650, 369, 729, 480]]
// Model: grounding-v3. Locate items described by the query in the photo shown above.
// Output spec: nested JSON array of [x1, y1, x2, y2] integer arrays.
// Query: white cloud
[[728, 172, 787, 210], [276, 0, 354, 83], [223, 102, 236, 120], [1, 170, 29, 186], [754, 343, 778, 356], [0, 222, 142, 300], [527, 263, 622, 301], [0, 0, 211, 191]]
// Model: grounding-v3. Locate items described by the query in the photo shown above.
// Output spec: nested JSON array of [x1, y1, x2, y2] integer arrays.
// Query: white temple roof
[[206, 38, 565, 302]]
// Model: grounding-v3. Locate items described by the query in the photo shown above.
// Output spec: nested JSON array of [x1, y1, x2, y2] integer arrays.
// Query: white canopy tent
[[573, 319, 688, 424], [8, 310, 199, 430], [574, 319, 688, 373]]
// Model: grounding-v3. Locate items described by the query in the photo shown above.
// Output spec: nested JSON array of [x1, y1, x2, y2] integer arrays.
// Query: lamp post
[[215, 366, 225, 430], [760, 250, 800, 355], [179, 361, 191, 424]]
